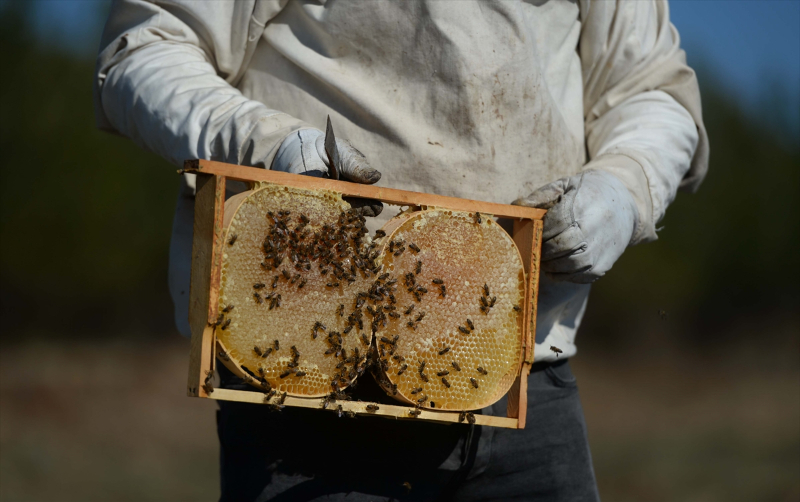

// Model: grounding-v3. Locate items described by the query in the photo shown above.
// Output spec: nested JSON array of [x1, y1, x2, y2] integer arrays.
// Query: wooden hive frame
[[184, 159, 544, 429]]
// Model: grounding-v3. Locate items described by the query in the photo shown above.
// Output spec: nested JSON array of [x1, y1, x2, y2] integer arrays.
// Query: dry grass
[[0, 338, 219, 502], [1, 337, 797, 501], [573, 343, 800, 502]]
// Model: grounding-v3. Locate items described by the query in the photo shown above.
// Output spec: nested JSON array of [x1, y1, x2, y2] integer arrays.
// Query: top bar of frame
[[183, 160, 545, 221]]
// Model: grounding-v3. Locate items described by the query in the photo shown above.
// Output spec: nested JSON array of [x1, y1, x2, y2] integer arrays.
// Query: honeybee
[[451, 361, 461, 371], [480, 296, 489, 307], [397, 364, 408, 376], [393, 247, 405, 257], [202, 370, 214, 394], [415, 260, 422, 274], [477, 367, 488, 375], [466, 412, 476, 424], [228, 234, 238, 245], [280, 369, 293, 378], [436, 370, 449, 377], [279, 392, 287, 404], [483, 283, 490, 296], [408, 409, 421, 418], [473, 212, 482, 224], [432, 278, 443, 285], [416, 395, 427, 404], [410, 387, 422, 394], [406, 321, 416, 330], [327, 282, 340, 288], [254, 346, 264, 357], [222, 304, 235, 313], [274, 340, 280, 351], [366, 404, 379, 412], [415, 312, 426, 322], [416, 286, 428, 294], [458, 326, 470, 334], [291, 345, 300, 357], [374, 229, 386, 238], [214, 313, 225, 326], [290, 274, 300, 284], [438, 347, 450, 356], [295, 371, 306, 377], [420, 373, 429, 382], [458, 411, 467, 423], [253, 292, 263, 304], [480, 306, 489, 314], [282, 269, 291, 280], [441, 377, 451, 388], [337, 304, 345, 317], [469, 377, 479, 388], [298, 278, 306, 289], [418, 361, 426, 374], [405, 304, 415, 315], [261, 348, 273, 358], [490, 296, 497, 307], [388, 312, 400, 319], [221, 319, 231, 330], [513, 305, 521, 312], [550, 345, 563, 357], [272, 276, 279, 288], [439, 285, 446, 298], [253, 282, 266, 289], [343, 325, 353, 334], [409, 243, 420, 253]]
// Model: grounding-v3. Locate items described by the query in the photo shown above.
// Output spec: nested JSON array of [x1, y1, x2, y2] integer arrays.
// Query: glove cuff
[[582, 153, 654, 245]]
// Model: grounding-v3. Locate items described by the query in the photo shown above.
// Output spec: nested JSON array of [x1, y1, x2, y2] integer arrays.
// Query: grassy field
[[1, 337, 797, 501]]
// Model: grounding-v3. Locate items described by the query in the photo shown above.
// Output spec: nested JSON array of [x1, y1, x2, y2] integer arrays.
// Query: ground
[[1, 337, 797, 501]]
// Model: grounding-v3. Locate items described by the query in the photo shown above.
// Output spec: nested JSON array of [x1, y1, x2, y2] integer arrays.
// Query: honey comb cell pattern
[[215, 184, 376, 397], [372, 209, 525, 411]]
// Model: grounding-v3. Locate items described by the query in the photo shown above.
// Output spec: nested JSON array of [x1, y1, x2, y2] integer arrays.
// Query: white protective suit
[[95, 0, 707, 362]]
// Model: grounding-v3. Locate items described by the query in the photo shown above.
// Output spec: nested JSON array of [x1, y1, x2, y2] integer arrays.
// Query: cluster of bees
[[219, 206, 511, 423]]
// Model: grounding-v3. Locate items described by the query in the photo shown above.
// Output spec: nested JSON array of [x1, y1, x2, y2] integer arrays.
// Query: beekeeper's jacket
[[94, 0, 707, 362]]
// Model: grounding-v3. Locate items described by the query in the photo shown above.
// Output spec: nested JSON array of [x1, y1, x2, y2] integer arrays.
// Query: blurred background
[[0, 1, 797, 501]]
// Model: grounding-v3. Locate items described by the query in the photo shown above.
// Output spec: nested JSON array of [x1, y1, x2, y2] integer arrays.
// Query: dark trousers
[[217, 360, 599, 502]]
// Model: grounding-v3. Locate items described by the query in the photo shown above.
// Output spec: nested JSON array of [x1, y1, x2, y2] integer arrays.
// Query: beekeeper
[[95, 1, 707, 500]]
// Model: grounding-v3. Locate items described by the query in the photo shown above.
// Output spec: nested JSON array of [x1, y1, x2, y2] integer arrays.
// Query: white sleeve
[[579, 0, 708, 244], [93, 0, 306, 168]]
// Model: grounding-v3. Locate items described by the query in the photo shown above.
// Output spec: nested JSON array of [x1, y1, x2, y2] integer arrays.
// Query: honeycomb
[[215, 184, 376, 397], [214, 187, 525, 409], [371, 210, 525, 411]]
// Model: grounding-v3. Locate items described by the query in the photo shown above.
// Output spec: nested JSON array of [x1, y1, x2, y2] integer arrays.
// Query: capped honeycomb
[[215, 184, 377, 397], [371, 210, 525, 411]]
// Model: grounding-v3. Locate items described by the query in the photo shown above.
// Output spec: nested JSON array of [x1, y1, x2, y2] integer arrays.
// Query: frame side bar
[[187, 174, 225, 397]]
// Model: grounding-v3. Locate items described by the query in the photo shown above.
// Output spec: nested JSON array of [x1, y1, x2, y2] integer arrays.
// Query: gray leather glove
[[272, 129, 383, 216], [513, 170, 639, 283]]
